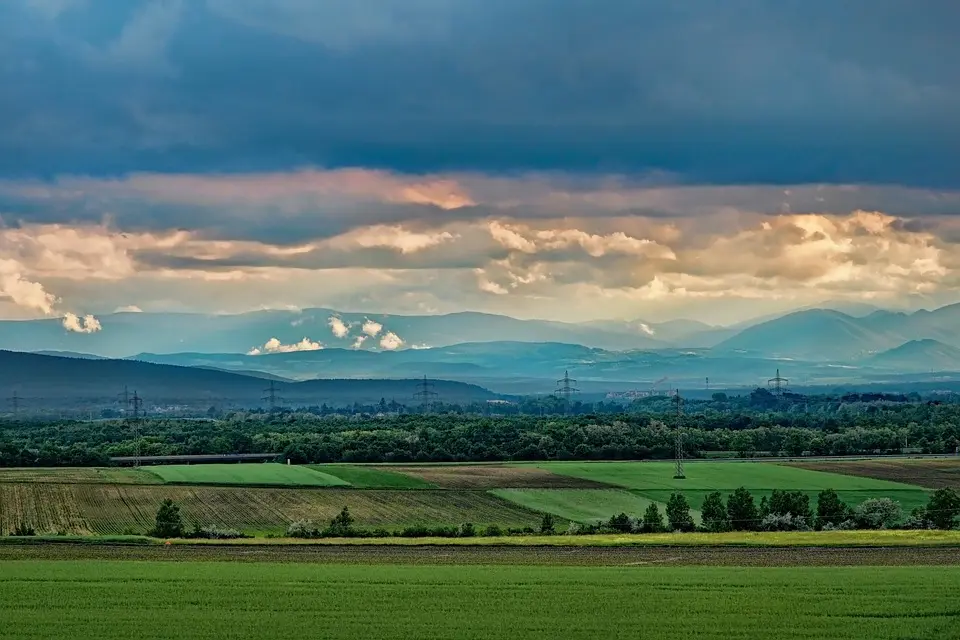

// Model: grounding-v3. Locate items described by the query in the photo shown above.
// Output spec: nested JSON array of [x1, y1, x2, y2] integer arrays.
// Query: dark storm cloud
[[1, 0, 958, 186]]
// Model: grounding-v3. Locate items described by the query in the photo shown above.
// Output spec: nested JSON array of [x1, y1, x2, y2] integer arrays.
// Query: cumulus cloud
[[328, 316, 350, 338], [62, 312, 101, 334], [379, 331, 403, 350], [247, 336, 323, 355], [362, 319, 383, 337], [352, 335, 367, 349], [114, 305, 143, 313], [0, 260, 59, 314]]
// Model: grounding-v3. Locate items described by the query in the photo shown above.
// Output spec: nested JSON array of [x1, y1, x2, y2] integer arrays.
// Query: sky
[[1, 0, 959, 328]]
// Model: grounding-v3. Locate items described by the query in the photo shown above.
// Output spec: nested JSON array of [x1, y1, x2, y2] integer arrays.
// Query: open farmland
[[0, 561, 956, 639], [490, 488, 691, 524], [0, 484, 542, 535], [526, 461, 933, 512], [785, 458, 960, 489], [310, 465, 436, 488], [0, 467, 162, 485], [383, 464, 608, 489], [144, 463, 349, 487]]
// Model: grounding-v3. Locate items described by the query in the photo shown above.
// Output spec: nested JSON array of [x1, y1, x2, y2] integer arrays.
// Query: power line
[[413, 376, 438, 413], [555, 370, 579, 411], [7, 390, 20, 416], [128, 390, 144, 468], [674, 389, 685, 480], [768, 369, 789, 396]]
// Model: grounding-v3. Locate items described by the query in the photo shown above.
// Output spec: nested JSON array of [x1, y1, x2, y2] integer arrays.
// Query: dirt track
[[1, 543, 958, 566]]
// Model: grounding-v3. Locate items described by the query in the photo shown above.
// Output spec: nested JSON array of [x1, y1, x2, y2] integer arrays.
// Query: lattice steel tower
[[673, 390, 685, 479], [555, 370, 579, 411], [413, 376, 438, 413]]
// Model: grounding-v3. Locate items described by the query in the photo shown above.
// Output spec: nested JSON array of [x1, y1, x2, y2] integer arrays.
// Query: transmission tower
[[7, 390, 20, 416], [767, 369, 789, 397], [555, 370, 579, 411], [413, 376, 438, 413], [262, 380, 283, 412], [673, 390, 685, 479], [128, 391, 144, 468], [118, 385, 130, 412]]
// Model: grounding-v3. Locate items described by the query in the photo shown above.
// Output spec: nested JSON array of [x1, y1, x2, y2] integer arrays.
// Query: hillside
[[0, 351, 501, 411], [867, 339, 960, 372]]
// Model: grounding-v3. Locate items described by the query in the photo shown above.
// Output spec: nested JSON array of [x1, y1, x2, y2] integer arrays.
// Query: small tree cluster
[[908, 488, 960, 530], [150, 499, 185, 538]]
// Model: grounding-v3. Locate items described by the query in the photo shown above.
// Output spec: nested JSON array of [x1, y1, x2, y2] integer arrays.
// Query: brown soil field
[[386, 465, 609, 489], [0, 467, 162, 485], [785, 459, 960, 489], [1, 542, 957, 566], [0, 485, 542, 535]]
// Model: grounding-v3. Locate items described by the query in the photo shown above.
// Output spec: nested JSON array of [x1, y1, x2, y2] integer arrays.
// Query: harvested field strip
[[785, 459, 960, 489], [144, 463, 349, 487], [0, 563, 957, 640], [310, 465, 435, 488], [2, 542, 960, 565], [0, 467, 161, 485], [490, 488, 693, 524], [385, 464, 610, 489], [0, 485, 543, 535]]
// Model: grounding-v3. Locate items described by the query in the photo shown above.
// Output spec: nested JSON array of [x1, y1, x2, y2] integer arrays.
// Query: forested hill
[[0, 351, 501, 409]]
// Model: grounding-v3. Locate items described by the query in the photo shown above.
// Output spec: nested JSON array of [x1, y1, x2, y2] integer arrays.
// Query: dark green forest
[[2, 389, 958, 466]]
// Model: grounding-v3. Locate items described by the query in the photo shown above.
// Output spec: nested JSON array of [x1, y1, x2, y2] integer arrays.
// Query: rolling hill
[[0, 350, 502, 411], [867, 340, 960, 372]]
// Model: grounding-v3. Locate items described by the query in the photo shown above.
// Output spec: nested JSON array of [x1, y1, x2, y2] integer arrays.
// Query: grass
[[528, 461, 933, 513], [143, 463, 349, 487], [0, 467, 162, 485], [310, 465, 435, 488], [0, 484, 543, 536], [490, 488, 696, 524], [0, 561, 955, 639]]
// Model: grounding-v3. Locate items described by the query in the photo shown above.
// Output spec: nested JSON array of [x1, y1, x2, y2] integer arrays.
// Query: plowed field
[[385, 465, 608, 489], [0, 485, 542, 535], [785, 459, 960, 489]]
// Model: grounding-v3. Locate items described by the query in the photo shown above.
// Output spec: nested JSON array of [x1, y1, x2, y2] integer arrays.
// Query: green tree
[[607, 512, 633, 533], [700, 491, 729, 532], [925, 488, 960, 530], [769, 490, 812, 520], [640, 502, 665, 533], [328, 506, 355, 534], [540, 512, 556, 534], [853, 498, 902, 530], [726, 486, 758, 531], [150, 499, 185, 538], [666, 493, 695, 532], [815, 489, 849, 529]]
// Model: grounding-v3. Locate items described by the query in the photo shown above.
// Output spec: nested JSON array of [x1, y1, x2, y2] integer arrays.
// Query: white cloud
[[114, 305, 143, 313], [328, 315, 350, 338], [352, 335, 367, 349], [362, 319, 383, 337], [0, 260, 59, 314], [247, 336, 323, 355], [62, 313, 102, 334], [379, 331, 403, 350]]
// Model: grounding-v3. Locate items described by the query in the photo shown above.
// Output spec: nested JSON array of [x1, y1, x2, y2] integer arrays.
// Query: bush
[[286, 520, 318, 538], [564, 522, 582, 535], [816, 489, 850, 529], [483, 524, 504, 537], [607, 512, 634, 533], [768, 490, 812, 521], [540, 513, 556, 534], [925, 488, 960, 529], [150, 499, 185, 538], [759, 513, 812, 532], [458, 522, 476, 537], [901, 509, 934, 530], [189, 525, 248, 540], [853, 498, 902, 530], [11, 523, 36, 536]]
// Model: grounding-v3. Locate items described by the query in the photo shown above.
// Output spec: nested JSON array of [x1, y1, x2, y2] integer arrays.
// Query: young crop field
[[309, 465, 436, 488], [489, 488, 697, 525], [527, 461, 933, 512], [0, 561, 955, 639], [0, 467, 162, 485], [0, 485, 543, 535], [143, 463, 349, 487], [785, 458, 960, 489], [383, 464, 608, 489]]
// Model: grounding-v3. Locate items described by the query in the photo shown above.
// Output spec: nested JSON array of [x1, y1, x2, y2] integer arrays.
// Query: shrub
[[11, 523, 36, 536], [190, 525, 248, 540], [924, 488, 960, 530], [564, 522, 582, 535], [540, 513, 556, 534], [901, 508, 934, 530], [768, 490, 812, 521], [607, 512, 634, 533], [759, 513, 812, 532], [286, 520, 317, 538], [815, 489, 850, 529], [458, 522, 477, 537], [853, 498, 902, 530], [483, 524, 504, 537]]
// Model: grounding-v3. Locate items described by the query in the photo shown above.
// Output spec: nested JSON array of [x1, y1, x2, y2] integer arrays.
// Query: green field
[[0, 561, 955, 639], [528, 461, 932, 512], [0, 467, 162, 485], [490, 488, 697, 524], [311, 465, 436, 488], [144, 463, 349, 487]]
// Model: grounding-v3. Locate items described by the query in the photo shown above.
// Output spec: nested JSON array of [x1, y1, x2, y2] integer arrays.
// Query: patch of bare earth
[[386, 465, 609, 489], [2, 543, 958, 566], [786, 459, 960, 489]]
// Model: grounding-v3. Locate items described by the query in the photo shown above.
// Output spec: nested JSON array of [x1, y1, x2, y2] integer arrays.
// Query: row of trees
[[2, 406, 959, 466]]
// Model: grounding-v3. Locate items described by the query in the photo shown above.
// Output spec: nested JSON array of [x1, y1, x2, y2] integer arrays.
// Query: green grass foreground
[[0, 561, 955, 639]]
